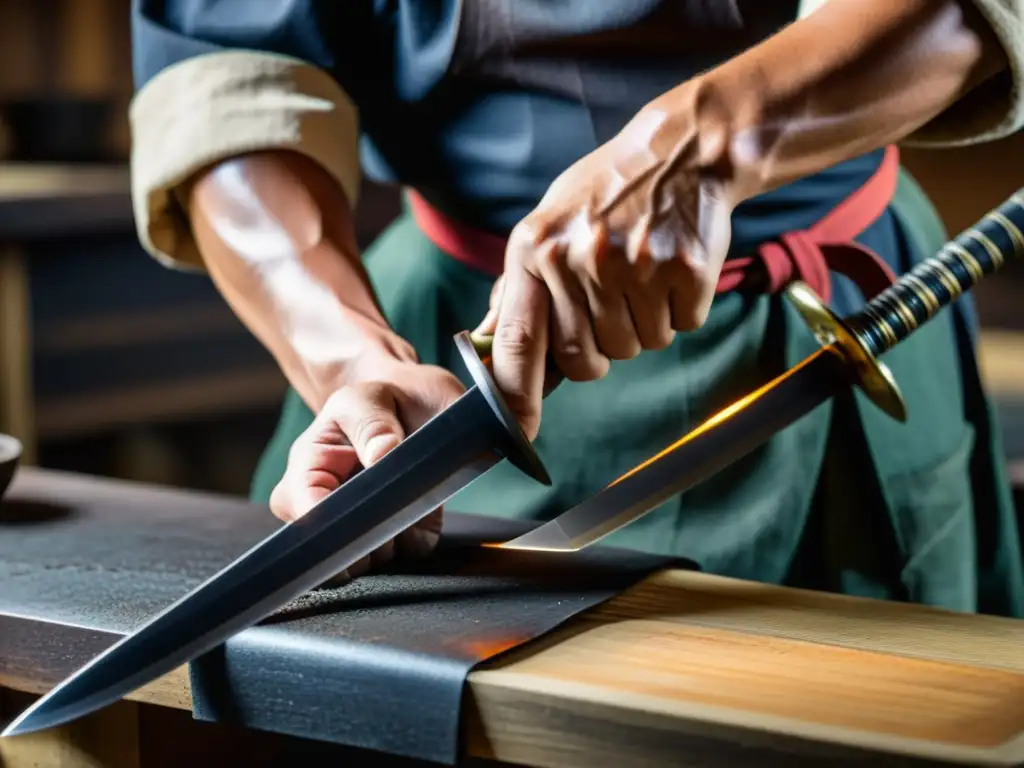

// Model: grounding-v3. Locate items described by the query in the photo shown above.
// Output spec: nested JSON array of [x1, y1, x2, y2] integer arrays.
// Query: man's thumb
[[362, 430, 402, 466], [330, 385, 406, 469]]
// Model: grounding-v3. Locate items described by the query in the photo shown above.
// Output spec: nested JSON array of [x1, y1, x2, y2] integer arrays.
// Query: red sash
[[408, 145, 902, 303]]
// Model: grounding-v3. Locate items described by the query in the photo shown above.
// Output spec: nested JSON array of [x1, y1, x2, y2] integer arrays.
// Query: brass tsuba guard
[[784, 281, 908, 423]]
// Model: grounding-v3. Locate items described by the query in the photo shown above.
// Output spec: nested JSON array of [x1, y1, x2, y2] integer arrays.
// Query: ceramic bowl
[[0, 433, 22, 501]]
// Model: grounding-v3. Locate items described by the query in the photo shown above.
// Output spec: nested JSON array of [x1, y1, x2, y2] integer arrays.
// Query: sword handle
[[787, 189, 1024, 423], [468, 332, 565, 398], [468, 332, 494, 357], [851, 190, 1024, 357]]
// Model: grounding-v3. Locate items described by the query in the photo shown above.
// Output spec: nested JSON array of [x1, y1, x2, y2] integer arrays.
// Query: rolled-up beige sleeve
[[905, 0, 1024, 146], [129, 50, 360, 271], [800, 0, 1024, 147]]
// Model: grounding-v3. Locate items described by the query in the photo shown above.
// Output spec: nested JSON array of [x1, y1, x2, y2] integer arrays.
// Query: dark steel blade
[[497, 346, 850, 552], [2, 332, 549, 738], [2, 455, 497, 738]]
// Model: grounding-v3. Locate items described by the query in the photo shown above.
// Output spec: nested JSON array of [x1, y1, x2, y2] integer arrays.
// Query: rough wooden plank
[[5, 575, 1019, 766], [0, 689, 140, 768], [460, 570, 1023, 767], [1, 470, 1021, 767], [0, 614, 191, 712], [467, 609, 1022, 767], [579, 570, 1024, 672]]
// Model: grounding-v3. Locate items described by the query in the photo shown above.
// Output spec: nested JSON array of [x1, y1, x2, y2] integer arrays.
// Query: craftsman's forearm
[[188, 151, 416, 411], [699, 0, 1009, 200]]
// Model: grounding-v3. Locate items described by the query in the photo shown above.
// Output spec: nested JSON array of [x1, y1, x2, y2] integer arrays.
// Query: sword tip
[[1, 722, 27, 739], [492, 521, 579, 552], [1, 704, 47, 738], [1, 673, 103, 738]]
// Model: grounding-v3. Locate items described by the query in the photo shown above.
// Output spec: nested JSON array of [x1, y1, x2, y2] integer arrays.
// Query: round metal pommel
[[784, 281, 907, 423], [454, 331, 551, 485]]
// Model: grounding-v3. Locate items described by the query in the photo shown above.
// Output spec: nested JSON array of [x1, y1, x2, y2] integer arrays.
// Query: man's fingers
[[269, 383, 406, 525], [266, 363, 472, 588], [396, 507, 444, 558], [369, 538, 395, 569], [626, 282, 675, 350], [270, 418, 360, 523], [668, 275, 709, 332], [327, 384, 407, 469], [490, 262, 550, 440], [582, 279, 641, 361], [534, 242, 607, 381]]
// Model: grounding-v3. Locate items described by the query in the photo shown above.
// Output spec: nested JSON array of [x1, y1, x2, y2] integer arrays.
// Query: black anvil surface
[[0, 469, 674, 764]]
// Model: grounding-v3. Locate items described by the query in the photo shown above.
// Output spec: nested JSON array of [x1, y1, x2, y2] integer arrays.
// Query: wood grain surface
[[9, 570, 1016, 767], [0, 470, 1021, 767], [466, 570, 1023, 767]]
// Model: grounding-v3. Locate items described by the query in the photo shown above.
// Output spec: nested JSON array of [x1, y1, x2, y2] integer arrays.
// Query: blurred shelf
[[0, 162, 132, 238], [35, 365, 287, 441], [978, 330, 1024, 399]]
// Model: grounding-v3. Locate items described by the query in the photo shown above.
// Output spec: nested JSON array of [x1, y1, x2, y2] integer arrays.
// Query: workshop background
[[0, 0, 1021, 502]]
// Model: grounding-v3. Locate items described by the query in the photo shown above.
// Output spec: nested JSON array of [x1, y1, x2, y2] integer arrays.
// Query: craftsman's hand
[[269, 354, 466, 581], [474, 86, 739, 439], [188, 151, 467, 582]]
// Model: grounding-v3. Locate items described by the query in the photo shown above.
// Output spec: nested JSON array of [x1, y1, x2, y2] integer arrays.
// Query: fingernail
[[364, 433, 400, 465]]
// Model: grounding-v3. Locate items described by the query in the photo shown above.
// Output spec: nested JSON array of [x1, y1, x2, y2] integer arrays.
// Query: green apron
[[251, 169, 1023, 618]]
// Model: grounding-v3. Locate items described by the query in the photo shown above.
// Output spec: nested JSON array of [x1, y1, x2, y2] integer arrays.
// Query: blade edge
[[500, 348, 848, 552], [2, 456, 497, 737]]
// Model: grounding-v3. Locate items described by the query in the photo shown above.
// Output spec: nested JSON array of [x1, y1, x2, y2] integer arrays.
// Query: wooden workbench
[[0, 468, 1020, 768]]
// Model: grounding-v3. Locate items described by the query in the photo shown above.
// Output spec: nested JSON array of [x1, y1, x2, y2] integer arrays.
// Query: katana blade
[[2, 332, 549, 738], [2, 457, 496, 738], [497, 347, 848, 552], [501, 188, 1024, 553]]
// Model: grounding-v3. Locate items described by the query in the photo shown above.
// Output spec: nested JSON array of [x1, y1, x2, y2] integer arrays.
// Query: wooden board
[[466, 570, 1024, 767], [8, 570, 1020, 767], [0, 470, 1021, 767], [5, 571, 1021, 766]]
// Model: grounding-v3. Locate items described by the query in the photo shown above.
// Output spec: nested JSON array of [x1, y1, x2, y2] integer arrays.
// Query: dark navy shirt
[[131, 0, 892, 313]]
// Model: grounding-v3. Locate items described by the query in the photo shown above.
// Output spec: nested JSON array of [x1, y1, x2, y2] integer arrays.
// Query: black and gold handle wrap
[[850, 190, 1024, 358], [786, 189, 1024, 423]]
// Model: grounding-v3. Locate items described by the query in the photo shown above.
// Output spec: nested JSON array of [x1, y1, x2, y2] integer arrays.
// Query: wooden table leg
[[0, 245, 36, 463], [0, 688, 140, 768]]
